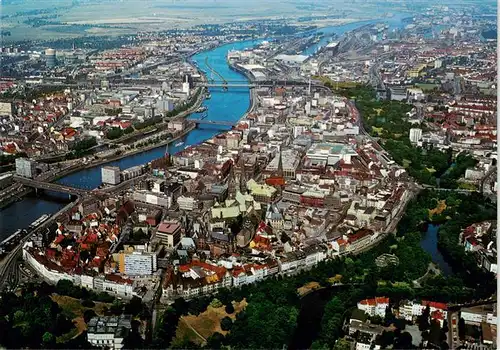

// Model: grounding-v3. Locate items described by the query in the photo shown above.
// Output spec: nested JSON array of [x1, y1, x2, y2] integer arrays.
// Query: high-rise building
[[118, 251, 157, 276], [182, 74, 194, 88], [45, 48, 56, 68], [101, 166, 121, 185], [15, 158, 36, 178], [182, 75, 190, 96]]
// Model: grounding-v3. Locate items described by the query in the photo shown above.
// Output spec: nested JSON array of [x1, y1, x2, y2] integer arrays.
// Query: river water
[[420, 223, 453, 275], [1, 15, 410, 240]]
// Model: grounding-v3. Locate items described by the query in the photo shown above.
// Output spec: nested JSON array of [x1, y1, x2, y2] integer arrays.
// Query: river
[[1, 15, 410, 239], [420, 223, 453, 275]]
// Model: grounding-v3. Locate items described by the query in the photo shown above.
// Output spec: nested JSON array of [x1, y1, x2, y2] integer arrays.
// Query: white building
[[23, 246, 135, 299], [177, 195, 198, 211], [460, 305, 497, 326], [409, 128, 423, 143], [87, 315, 133, 350], [357, 297, 389, 317], [102, 166, 121, 185], [123, 252, 157, 276], [305, 142, 357, 167], [15, 158, 36, 178], [398, 300, 447, 326]]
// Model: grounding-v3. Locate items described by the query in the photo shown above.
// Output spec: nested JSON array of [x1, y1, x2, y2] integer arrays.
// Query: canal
[[1, 15, 411, 239]]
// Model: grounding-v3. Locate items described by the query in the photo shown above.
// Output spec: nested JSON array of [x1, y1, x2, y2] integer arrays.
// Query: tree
[[442, 319, 449, 333], [210, 298, 223, 309], [394, 331, 413, 349], [418, 305, 431, 331], [394, 318, 406, 331], [110, 299, 123, 315], [376, 331, 395, 348], [332, 337, 352, 350], [13, 310, 24, 324], [458, 317, 466, 341], [428, 319, 442, 346], [81, 299, 95, 308], [225, 303, 235, 314], [310, 340, 328, 349], [124, 296, 143, 316], [206, 332, 225, 348], [42, 332, 55, 347], [106, 127, 124, 140], [220, 316, 233, 331], [83, 309, 97, 323]]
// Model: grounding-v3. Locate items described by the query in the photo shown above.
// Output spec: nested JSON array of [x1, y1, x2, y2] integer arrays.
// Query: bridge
[[199, 79, 316, 89], [13, 175, 90, 197]]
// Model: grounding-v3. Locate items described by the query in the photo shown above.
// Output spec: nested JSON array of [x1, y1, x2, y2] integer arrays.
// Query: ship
[[205, 93, 211, 100], [0, 229, 22, 248], [29, 214, 51, 229], [197, 106, 208, 113], [174, 141, 184, 147]]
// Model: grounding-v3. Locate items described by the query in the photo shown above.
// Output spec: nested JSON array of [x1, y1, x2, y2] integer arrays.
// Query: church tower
[[238, 155, 248, 195]]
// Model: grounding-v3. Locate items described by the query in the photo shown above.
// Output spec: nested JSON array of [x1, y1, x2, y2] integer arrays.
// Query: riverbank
[[54, 122, 196, 182], [0, 37, 276, 235], [0, 187, 32, 210], [227, 62, 257, 118]]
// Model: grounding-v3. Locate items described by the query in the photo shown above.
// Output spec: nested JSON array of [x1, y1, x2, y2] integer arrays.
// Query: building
[[121, 165, 143, 181], [45, 48, 56, 68], [117, 251, 157, 276], [162, 260, 232, 300], [87, 315, 133, 350], [409, 128, 422, 143], [157, 221, 182, 248], [398, 300, 448, 326], [460, 304, 497, 326], [357, 297, 390, 317], [305, 142, 357, 167], [15, 158, 36, 178], [102, 166, 121, 185]]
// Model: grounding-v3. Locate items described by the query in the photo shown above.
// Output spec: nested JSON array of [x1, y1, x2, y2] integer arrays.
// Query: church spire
[[238, 155, 247, 194], [227, 159, 237, 199], [276, 149, 284, 178]]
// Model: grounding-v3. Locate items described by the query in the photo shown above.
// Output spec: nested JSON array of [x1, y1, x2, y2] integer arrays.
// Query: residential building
[[357, 297, 390, 317], [398, 300, 447, 326]]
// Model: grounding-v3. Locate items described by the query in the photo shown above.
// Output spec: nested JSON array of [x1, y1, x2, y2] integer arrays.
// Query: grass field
[[174, 299, 248, 346], [51, 294, 111, 343], [415, 83, 438, 91]]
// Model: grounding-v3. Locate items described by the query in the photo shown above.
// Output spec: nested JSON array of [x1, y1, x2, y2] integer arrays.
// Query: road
[[0, 200, 78, 290]]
